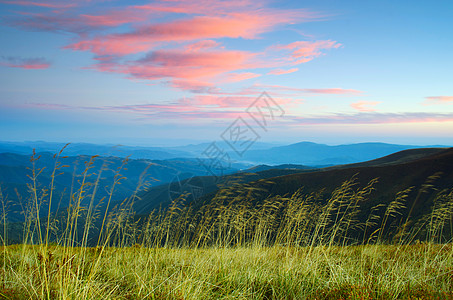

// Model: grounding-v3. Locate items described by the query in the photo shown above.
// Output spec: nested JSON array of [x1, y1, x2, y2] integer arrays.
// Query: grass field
[[1, 243, 452, 299], [1, 152, 453, 299]]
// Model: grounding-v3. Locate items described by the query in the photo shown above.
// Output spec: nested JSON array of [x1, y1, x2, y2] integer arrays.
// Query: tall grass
[[0, 147, 452, 299]]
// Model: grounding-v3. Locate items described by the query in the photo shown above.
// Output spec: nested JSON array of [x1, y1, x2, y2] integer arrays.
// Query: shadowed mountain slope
[[135, 147, 450, 215], [192, 148, 453, 234]]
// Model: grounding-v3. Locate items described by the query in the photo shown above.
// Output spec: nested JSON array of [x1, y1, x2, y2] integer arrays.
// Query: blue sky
[[1, 0, 452, 146]]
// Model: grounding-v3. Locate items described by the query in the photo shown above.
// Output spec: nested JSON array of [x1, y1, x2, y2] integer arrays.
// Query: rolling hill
[[185, 147, 453, 243], [134, 147, 450, 214]]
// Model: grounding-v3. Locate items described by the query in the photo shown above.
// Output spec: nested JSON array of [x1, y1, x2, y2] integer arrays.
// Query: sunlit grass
[[1, 243, 452, 299]]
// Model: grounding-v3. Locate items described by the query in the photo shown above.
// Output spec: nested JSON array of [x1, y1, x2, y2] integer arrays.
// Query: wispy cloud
[[65, 11, 310, 55], [169, 80, 217, 94], [0, 1, 76, 9], [22, 99, 453, 126], [23, 93, 294, 120], [424, 96, 453, 105], [249, 84, 363, 95], [268, 68, 299, 75], [0, 56, 51, 69], [88, 47, 259, 90], [224, 72, 262, 83], [272, 40, 341, 64], [291, 112, 453, 125], [350, 101, 380, 112]]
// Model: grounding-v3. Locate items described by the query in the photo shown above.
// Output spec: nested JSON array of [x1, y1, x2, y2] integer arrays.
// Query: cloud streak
[[424, 96, 453, 105], [350, 101, 380, 112], [22, 99, 453, 126], [248, 84, 363, 95], [0, 56, 51, 69], [268, 68, 299, 75], [0, 1, 76, 8], [291, 112, 453, 125], [65, 11, 311, 55], [273, 40, 341, 64]]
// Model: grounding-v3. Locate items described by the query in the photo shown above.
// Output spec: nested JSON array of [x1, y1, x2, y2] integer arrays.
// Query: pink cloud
[[252, 84, 363, 95], [20, 88, 292, 120], [350, 101, 381, 112], [304, 88, 361, 95], [224, 72, 261, 83], [89, 48, 260, 87], [0, 1, 76, 8], [4, 0, 338, 90], [0, 56, 51, 69], [65, 10, 310, 56], [424, 96, 453, 105], [195, 84, 363, 99], [66, 14, 266, 56], [138, 49, 254, 69], [79, 11, 148, 27], [185, 40, 222, 51], [268, 68, 299, 75], [192, 95, 258, 108], [274, 40, 341, 64], [169, 80, 218, 94], [66, 37, 154, 56], [190, 95, 292, 108], [131, 0, 259, 16], [8, 5, 153, 33]]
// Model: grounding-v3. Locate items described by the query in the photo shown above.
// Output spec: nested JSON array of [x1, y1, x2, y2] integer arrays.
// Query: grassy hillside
[[0, 147, 453, 299]]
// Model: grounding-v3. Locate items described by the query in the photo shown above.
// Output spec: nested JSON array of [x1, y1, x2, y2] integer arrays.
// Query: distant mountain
[[0, 152, 244, 222], [3, 140, 450, 167], [168, 141, 280, 155], [0, 140, 280, 161], [0, 141, 193, 160], [238, 142, 450, 165]]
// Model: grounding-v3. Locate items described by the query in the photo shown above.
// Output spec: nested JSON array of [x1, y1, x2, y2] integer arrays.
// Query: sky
[[0, 0, 452, 147]]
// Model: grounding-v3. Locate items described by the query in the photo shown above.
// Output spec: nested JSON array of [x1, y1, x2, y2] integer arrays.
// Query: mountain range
[[1, 140, 449, 166], [1, 140, 452, 244], [0, 152, 244, 222]]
